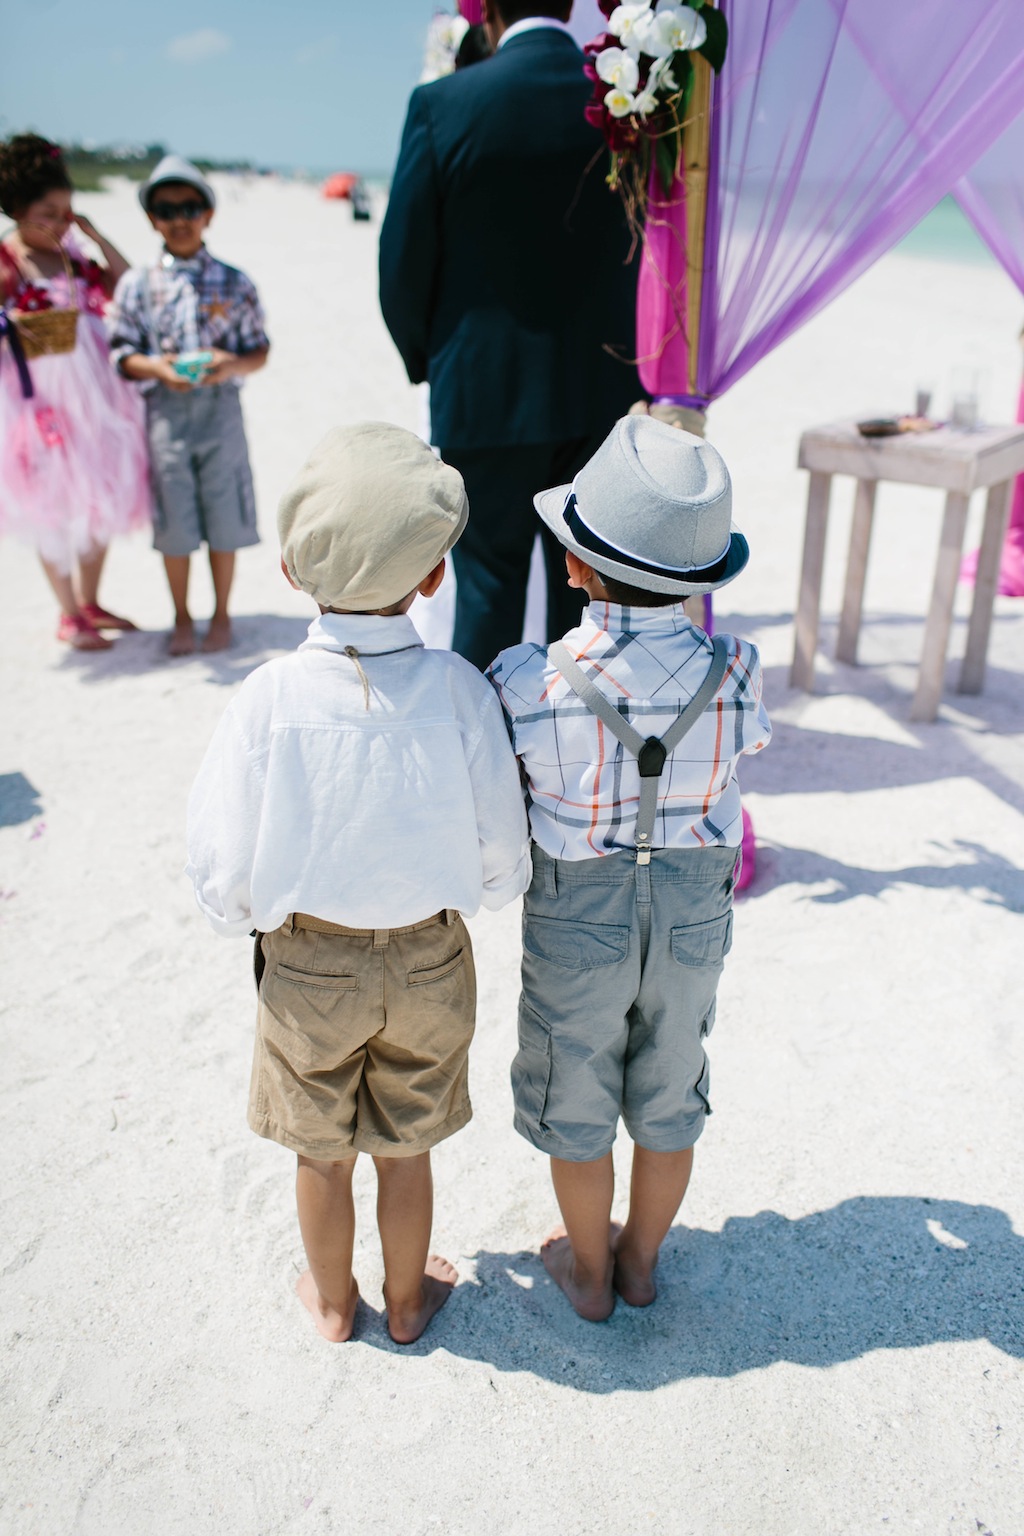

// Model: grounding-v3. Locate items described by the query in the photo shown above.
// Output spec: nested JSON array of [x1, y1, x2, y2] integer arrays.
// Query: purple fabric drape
[[638, 0, 1024, 404]]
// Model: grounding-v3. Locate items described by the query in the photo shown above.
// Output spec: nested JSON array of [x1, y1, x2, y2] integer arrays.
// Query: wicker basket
[[5, 223, 79, 359]]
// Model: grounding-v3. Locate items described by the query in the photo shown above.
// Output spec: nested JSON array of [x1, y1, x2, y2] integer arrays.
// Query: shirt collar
[[159, 244, 210, 276], [299, 611, 425, 656], [497, 16, 573, 48], [582, 599, 707, 638]]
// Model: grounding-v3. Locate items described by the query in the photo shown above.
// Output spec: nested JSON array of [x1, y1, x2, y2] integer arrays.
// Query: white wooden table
[[790, 420, 1024, 721]]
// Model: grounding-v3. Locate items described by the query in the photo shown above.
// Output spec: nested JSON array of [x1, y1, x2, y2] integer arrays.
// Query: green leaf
[[698, 7, 728, 73], [654, 127, 680, 199]]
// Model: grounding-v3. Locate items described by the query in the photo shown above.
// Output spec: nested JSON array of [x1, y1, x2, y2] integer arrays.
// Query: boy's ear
[[417, 558, 446, 599], [565, 551, 595, 590], [280, 557, 300, 591]]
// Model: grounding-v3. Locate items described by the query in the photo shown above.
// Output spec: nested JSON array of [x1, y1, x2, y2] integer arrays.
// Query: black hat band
[[562, 493, 731, 584]]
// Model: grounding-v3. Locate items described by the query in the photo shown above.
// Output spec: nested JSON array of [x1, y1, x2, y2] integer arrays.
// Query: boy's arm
[[466, 688, 531, 910], [733, 639, 772, 756], [185, 706, 267, 936], [201, 273, 270, 385], [107, 270, 189, 390]]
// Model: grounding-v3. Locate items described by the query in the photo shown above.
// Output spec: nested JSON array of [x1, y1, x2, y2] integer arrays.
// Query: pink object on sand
[[960, 378, 1024, 597], [735, 807, 757, 893]]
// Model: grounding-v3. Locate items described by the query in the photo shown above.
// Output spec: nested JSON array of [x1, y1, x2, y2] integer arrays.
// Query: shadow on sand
[[353, 1197, 1023, 1389], [54, 613, 310, 687], [0, 772, 44, 829]]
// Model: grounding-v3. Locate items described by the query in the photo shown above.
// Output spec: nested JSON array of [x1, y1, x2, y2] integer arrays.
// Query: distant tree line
[[63, 143, 258, 192]]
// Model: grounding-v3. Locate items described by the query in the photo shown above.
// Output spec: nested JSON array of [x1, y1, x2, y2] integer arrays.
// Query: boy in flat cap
[[488, 415, 771, 1322], [187, 423, 529, 1344]]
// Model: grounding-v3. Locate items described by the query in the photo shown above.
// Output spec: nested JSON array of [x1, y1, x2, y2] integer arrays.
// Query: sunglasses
[[149, 199, 209, 221]]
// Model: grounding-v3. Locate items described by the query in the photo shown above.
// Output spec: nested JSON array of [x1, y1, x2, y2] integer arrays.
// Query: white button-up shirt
[[187, 613, 531, 935]]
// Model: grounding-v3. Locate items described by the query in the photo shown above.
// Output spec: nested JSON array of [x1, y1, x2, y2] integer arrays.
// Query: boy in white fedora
[[187, 423, 529, 1345], [487, 414, 771, 1322]]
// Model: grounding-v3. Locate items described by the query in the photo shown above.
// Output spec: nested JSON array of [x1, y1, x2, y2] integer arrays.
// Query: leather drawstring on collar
[[343, 646, 372, 711]]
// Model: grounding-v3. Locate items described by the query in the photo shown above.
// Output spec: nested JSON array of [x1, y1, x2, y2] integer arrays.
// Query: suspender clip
[[637, 737, 668, 777]]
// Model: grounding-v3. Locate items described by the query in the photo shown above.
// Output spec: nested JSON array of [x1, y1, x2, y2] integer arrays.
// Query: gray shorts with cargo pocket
[[513, 842, 739, 1162]]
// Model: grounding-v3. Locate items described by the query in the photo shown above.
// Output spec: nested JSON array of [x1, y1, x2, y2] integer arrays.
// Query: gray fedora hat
[[138, 154, 216, 212], [535, 415, 748, 596]]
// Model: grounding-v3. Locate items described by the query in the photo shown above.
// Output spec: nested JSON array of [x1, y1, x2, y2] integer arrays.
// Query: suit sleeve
[[379, 87, 441, 386]]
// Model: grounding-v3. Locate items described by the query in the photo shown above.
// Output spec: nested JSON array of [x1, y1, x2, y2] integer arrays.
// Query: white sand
[[1, 175, 1022, 1536]]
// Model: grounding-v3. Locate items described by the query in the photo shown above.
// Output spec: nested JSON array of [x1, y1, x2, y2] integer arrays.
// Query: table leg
[[790, 471, 833, 691], [959, 479, 1011, 695], [836, 477, 877, 665], [910, 490, 970, 722]]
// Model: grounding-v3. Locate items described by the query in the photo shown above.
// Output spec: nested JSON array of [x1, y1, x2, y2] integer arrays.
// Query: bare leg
[[374, 1152, 456, 1344], [203, 548, 235, 652], [75, 546, 107, 607], [40, 557, 82, 620], [163, 554, 195, 655], [41, 557, 111, 651], [294, 1154, 360, 1342], [613, 1145, 693, 1306], [543, 1153, 616, 1322]]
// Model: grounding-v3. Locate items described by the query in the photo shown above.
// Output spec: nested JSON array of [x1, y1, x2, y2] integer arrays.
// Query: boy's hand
[[153, 355, 194, 392], [201, 348, 238, 386]]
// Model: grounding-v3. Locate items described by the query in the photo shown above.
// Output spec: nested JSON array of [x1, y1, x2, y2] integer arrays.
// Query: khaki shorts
[[248, 911, 476, 1161]]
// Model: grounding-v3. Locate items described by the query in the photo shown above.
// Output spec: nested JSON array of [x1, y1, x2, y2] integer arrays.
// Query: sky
[[1, 0, 606, 178]]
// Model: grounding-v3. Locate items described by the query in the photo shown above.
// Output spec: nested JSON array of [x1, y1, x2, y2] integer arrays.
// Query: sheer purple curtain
[[639, 0, 1024, 404], [956, 116, 1024, 294]]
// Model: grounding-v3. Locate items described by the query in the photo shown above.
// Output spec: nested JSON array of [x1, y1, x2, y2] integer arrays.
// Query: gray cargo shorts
[[146, 382, 260, 557], [513, 843, 739, 1162]]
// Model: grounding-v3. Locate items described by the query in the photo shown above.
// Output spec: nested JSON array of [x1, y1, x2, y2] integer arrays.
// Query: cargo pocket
[[512, 1003, 553, 1134], [694, 1052, 712, 1116], [670, 911, 733, 969], [523, 916, 629, 971]]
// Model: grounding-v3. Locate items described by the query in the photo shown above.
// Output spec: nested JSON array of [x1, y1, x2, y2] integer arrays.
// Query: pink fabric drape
[[458, 1, 483, 22]]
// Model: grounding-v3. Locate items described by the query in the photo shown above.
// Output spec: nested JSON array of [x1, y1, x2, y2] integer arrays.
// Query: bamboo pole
[[683, 9, 716, 396]]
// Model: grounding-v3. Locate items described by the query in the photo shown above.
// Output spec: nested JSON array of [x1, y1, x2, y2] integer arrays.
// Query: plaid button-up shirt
[[487, 602, 771, 861], [107, 245, 269, 386]]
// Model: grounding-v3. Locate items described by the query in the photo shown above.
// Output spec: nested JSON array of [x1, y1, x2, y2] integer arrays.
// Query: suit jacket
[[379, 27, 639, 451]]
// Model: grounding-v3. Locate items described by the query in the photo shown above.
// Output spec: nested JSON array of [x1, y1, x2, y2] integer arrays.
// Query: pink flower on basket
[[16, 284, 53, 313]]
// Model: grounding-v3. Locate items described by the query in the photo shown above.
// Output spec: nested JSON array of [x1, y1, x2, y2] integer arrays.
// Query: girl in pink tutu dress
[[0, 134, 150, 650]]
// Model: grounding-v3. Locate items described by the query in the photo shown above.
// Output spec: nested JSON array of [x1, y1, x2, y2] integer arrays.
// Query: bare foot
[[202, 616, 232, 653], [541, 1228, 615, 1322], [296, 1269, 359, 1343], [612, 1228, 658, 1307], [168, 619, 195, 657], [384, 1255, 457, 1345]]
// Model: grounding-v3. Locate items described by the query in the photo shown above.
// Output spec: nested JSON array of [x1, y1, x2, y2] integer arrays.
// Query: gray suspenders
[[547, 636, 730, 865]]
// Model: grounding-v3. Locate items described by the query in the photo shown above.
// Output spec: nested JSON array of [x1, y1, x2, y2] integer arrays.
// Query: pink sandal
[[78, 602, 137, 632], [56, 613, 113, 651]]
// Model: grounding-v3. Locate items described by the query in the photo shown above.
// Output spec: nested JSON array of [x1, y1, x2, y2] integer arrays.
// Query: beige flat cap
[[278, 423, 468, 610]]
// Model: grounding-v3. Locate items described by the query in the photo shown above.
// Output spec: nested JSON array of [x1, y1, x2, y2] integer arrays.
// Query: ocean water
[[894, 194, 994, 267]]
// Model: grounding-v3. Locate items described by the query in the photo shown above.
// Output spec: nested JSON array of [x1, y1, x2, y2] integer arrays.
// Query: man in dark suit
[[379, 0, 639, 668]]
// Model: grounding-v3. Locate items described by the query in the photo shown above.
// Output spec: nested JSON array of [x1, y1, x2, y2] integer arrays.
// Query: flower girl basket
[[4, 223, 79, 359]]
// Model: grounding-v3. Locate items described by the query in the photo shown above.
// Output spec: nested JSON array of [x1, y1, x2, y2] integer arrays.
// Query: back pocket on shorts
[[670, 911, 733, 969], [261, 963, 360, 1072], [524, 916, 628, 971]]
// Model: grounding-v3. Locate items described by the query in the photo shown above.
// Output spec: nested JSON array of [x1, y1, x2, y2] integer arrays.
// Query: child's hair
[[599, 574, 679, 607], [0, 134, 72, 218]]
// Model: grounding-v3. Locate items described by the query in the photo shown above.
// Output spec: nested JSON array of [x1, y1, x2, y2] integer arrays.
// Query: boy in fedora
[[109, 154, 269, 655], [187, 423, 529, 1344], [487, 415, 771, 1322]]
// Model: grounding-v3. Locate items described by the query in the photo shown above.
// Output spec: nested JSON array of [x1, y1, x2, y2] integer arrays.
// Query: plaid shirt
[[107, 245, 269, 387], [487, 602, 771, 860]]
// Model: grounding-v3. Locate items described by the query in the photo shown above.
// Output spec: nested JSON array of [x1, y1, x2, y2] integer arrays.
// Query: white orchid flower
[[648, 53, 678, 92], [604, 86, 638, 118], [608, 2, 653, 47], [596, 47, 640, 92], [633, 87, 661, 117], [650, 2, 708, 53]]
